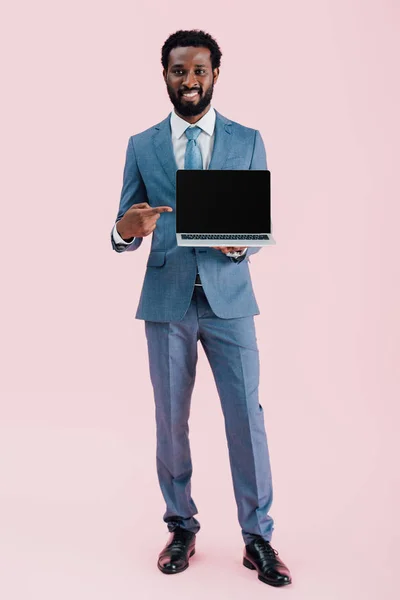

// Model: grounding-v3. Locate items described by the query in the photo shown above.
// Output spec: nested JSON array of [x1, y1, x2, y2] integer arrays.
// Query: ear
[[213, 67, 220, 83], [162, 69, 167, 83]]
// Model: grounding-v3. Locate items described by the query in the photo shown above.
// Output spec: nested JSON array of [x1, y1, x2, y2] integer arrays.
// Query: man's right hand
[[116, 202, 173, 239]]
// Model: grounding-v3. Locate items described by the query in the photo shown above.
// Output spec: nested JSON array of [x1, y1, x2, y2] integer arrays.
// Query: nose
[[182, 70, 198, 87]]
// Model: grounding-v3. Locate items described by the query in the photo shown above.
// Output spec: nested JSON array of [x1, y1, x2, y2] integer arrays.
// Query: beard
[[166, 81, 214, 117]]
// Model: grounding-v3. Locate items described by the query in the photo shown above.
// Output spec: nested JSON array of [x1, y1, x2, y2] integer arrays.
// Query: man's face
[[163, 46, 219, 117]]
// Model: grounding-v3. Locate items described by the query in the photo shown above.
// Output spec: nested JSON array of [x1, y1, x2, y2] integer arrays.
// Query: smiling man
[[111, 29, 292, 587], [165, 47, 215, 116]]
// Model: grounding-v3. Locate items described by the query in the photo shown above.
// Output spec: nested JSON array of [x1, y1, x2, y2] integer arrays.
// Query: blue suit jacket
[[111, 109, 268, 322]]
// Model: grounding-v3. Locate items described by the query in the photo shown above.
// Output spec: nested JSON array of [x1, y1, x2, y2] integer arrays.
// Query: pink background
[[1, 0, 399, 597]]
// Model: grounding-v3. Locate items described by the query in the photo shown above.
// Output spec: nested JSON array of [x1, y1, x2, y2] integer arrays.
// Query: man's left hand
[[212, 246, 247, 254]]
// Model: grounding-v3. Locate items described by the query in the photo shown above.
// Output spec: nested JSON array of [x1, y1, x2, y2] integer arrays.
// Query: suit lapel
[[153, 115, 177, 189], [208, 109, 233, 170], [152, 109, 234, 190]]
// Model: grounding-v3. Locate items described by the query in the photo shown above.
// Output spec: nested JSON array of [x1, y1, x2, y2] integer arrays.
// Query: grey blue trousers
[[144, 284, 275, 545]]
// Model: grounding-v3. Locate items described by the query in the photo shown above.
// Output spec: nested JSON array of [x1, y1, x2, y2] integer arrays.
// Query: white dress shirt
[[112, 106, 247, 262]]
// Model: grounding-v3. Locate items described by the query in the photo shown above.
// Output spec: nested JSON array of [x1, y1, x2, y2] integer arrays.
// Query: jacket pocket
[[221, 159, 245, 170], [146, 251, 166, 267]]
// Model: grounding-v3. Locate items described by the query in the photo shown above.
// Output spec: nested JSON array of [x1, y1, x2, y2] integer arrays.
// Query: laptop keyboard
[[181, 234, 269, 240]]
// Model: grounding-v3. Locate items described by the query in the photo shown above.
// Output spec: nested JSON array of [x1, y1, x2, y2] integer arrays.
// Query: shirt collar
[[170, 105, 216, 139]]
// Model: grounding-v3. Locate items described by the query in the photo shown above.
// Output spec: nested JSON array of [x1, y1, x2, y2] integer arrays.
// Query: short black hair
[[161, 29, 222, 71]]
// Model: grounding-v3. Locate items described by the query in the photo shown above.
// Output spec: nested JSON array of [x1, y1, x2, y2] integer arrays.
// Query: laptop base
[[176, 233, 276, 247]]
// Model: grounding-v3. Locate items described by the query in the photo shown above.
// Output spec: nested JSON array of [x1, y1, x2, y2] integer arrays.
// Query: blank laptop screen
[[176, 170, 271, 234]]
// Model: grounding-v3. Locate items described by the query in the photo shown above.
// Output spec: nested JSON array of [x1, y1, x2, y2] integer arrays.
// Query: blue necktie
[[185, 126, 203, 286], [184, 126, 203, 170]]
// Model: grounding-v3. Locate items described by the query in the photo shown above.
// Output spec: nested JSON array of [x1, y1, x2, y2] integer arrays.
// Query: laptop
[[176, 169, 276, 247]]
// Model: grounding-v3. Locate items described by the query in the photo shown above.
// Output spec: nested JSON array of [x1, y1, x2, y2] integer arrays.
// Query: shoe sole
[[157, 548, 196, 575], [243, 556, 292, 587]]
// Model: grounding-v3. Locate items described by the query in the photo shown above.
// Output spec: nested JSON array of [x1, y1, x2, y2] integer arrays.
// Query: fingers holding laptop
[[212, 246, 247, 254], [116, 202, 173, 238]]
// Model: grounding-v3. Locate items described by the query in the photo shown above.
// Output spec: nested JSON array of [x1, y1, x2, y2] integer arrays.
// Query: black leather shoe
[[243, 537, 292, 586], [157, 527, 196, 574]]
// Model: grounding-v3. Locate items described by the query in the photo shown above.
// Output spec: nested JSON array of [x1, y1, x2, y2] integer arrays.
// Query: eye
[[172, 69, 207, 76]]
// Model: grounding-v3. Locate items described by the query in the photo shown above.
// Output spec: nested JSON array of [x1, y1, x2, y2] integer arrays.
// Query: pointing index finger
[[147, 206, 173, 214]]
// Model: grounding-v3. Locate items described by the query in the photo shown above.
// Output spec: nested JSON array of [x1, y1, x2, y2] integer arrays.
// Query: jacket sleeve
[[232, 129, 269, 262], [111, 136, 146, 253]]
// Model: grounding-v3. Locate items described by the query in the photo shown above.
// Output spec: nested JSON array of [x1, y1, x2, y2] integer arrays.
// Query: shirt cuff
[[113, 223, 135, 245], [225, 247, 248, 258]]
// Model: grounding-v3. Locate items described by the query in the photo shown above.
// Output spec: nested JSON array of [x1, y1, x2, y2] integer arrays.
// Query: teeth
[[183, 92, 198, 96]]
